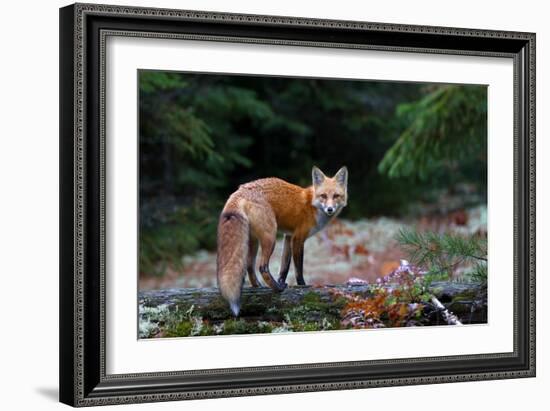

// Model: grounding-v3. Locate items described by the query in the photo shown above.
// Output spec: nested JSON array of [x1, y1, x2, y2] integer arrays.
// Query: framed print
[[59, 2, 536, 407]]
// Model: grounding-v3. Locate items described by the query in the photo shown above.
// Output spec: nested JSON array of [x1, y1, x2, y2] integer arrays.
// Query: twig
[[430, 295, 463, 325]]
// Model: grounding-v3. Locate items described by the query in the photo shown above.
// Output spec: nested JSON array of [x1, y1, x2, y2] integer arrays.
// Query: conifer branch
[[396, 228, 487, 283]]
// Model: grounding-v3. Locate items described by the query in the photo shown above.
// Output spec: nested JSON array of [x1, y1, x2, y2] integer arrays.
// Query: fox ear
[[334, 166, 348, 187], [312, 166, 326, 186]]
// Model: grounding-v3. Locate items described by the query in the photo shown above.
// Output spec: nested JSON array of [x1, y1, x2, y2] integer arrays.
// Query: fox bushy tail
[[216, 211, 249, 316]]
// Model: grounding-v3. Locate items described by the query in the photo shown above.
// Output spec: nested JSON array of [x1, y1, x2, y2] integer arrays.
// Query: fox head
[[311, 166, 348, 217]]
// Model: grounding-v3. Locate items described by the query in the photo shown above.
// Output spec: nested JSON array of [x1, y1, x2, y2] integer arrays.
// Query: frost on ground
[[138, 304, 169, 338]]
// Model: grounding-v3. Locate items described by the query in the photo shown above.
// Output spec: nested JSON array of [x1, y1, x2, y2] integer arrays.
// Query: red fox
[[216, 166, 348, 316]]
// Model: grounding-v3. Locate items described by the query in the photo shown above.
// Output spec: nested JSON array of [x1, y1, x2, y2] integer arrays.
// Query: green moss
[[303, 323, 321, 331], [198, 323, 215, 336], [201, 297, 233, 320], [269, 293, 286, 307], [257, 321, 273, 333], [332, 296, 348, 310], [447, 301, 473, 315], [165, 320, 193, 337], [302, 291, 322, 304], [146, 287, 352, 337], [451, 290, 479, 303], [444, 289, 483, 316], [222, 319, 262, 335], [239, 294, 272, 317], [277, 292, 345, 332], [289, 291, 345, 318]]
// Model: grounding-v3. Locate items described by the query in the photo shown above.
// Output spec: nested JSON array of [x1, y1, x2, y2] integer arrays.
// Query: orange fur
[[216, 166, 348, 316]]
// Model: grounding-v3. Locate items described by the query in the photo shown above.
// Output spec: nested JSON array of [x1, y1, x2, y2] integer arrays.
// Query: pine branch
[[396, 228, 487, 281]]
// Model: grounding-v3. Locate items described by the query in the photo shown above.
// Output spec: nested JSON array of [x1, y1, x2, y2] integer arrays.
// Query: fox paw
[[277, 277, 288, 289]]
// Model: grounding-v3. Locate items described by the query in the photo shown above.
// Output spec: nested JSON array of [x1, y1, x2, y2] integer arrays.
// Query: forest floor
[[139, 206, 487, 338], [139, 205, 487, 291]]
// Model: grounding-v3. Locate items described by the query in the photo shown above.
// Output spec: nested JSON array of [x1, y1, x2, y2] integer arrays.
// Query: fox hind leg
[[248, 203, 286, 292], [259, 239, 286, 292], [247, 238, 260, 287]]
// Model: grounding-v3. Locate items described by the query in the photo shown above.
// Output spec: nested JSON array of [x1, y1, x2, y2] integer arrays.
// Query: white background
[[0, 0, 546, 409]]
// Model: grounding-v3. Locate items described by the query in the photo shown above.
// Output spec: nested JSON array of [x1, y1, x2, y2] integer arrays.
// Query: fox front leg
[[291, 236, 306, 286], [277, 235, 292, 287]]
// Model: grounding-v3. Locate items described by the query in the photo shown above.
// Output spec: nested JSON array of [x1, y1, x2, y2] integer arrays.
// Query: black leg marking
[[277, 235, 292, 286], [292, 239, 306, 286], [260, 264, 286, 292]]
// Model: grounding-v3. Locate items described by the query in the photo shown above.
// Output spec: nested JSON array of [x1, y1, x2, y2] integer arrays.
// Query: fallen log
[[139, 281, 486, 323]]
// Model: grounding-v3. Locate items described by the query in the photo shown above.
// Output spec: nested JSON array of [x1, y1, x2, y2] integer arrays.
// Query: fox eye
[[320, 194, 327, 200], [333, 194, 340, 199]]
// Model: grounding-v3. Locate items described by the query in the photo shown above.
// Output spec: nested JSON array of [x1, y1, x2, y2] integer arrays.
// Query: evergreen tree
[[378, 84, 487, 181]]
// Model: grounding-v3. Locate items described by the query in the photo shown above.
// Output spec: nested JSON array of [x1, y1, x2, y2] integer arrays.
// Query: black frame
[[60, 3, 536, 407]]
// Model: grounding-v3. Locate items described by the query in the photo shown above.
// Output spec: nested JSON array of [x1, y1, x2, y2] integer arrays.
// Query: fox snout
[[314, 196, 343, 216], [323, 203, 337, 216]]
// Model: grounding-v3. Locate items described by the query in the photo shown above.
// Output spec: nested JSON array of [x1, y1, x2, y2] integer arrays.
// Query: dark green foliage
[[140, 197, 221, 275], [379, 85, 487, 181], [139, 70, 487, 276], [396, 228, 487, 284], [467, 262, 488, 284]]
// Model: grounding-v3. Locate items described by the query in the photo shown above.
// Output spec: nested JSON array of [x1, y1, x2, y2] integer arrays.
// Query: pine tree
[[378, 84, 487, 181]]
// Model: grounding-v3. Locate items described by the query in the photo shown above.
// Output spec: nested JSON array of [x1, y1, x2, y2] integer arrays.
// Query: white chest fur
[[308, 209, 334, 237]]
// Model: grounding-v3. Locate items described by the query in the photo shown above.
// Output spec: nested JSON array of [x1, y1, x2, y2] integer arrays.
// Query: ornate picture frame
[[59, 3, 535, 407]]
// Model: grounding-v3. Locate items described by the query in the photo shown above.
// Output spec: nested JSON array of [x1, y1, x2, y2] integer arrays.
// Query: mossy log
[[139, 281, 486, 323]]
